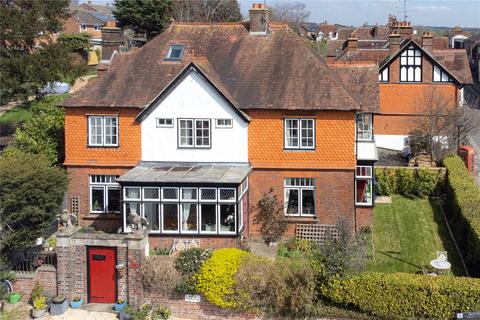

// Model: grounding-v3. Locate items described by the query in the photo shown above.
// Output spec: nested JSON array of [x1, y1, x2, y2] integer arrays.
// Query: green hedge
[[443, 155, 480, 277], [321, 272, 480, 320], [375, 167, 445, 197]]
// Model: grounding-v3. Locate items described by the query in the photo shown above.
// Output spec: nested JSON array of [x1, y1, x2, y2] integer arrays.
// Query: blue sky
[[83, 0, 480, 28], [239, 0, 479, 27]]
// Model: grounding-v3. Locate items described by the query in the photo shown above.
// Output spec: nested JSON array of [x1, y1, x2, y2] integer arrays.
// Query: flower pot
[[117, 268, 126, 277], [70, 298, 83, 309], [119, 310, 132, 320], [50, 297, 68, 315], [114, 300, 127, 312], [8, 292, 21, 304], [31, 308, 47, 318]]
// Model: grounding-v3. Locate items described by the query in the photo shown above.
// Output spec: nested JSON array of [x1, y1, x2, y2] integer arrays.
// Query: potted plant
[[49, 295, 68, 315], [116, 263, 126, 277], [32, 296, 47, 318], [70, 296, 83, 309], [114, 298, 127, 312], [119, 304, 136, 320]]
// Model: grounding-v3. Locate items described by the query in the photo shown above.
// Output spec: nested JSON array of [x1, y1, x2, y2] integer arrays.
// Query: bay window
[[284, 118, 315, 150], [88, 116, 118, 147], [89, 175, 120, 214], [355, 166, 373, 206], [178, 119, 210, 148], [284, 178, 315, 216]]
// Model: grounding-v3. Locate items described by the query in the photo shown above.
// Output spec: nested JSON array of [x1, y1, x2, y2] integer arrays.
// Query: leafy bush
[[375, 167, 444, 197], [140, 256, 181, 296], [321, 272, 480, 320], [31, 282, 44, 303], [235, 255, 317, 317], [33, 296, 47, 310], [443, 154, 480, 276], [124, 304, 171, 320], [175, 248, 212, 294], [195, 248, 248, 308], [149, 247, 170, 256], [253, 188, 288, 243]]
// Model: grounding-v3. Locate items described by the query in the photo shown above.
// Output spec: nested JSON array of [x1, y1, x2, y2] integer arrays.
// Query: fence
[[12, 252, 57, 272], [295, 224, 338, 245]]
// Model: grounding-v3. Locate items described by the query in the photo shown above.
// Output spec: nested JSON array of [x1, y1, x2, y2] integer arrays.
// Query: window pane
[[182, 188, 197, 201], [285, 189, 299, 214], [144, 187, 159, 200], [200, 188, 216, 201], [195, 120, 210, 147], [163, 204, 178, 231], [144, 203, 159, 231], [400, 67, 407, 81], [285, 119, 299, 148], [356, 179, 372, 204], [414, 67, 421, 82], [125, 187, 140, 200], [105, 117, 118, 145], [300, 119, 314, 148], [181, 203, 198, 232], [219, 204, 235, 233], [219, 188, 235, 201], [125, 202, 141, 216], [89, 116, 103, 145], [162, 188, 178, 200], [179, 120, 193, 146], [201, 204, 216, 232], [91, 187, 104, 212], [302, 189, 315, 215], [107, 188, 120, 212]]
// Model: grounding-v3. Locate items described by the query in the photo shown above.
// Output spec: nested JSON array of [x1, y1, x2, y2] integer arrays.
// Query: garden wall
[[145, 292, 258, 320], [12, 265, 57, 302]]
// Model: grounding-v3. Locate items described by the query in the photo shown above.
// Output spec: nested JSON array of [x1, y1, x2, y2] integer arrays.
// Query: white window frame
[[156, 118, 174, 128], [124, 187, 141, 201], [88, 115, 118, 147], [215, 118, 233, 128], [161, 187, 179, 201], [218, 203, 236, 235], [433, 65, 452, 83], [142, 202, 160, 233], [165, 44, 185, 60], [161, 203, 180, 234], [143, 187, 160, 201], [284, 178, 316, 216], [178, 118, 211, 148], [89, 175, 120, 214], [379, 67, 389, 82], [218, 188, 236, 203], [180, 188, 198, 202], [400, 46, 422, 82], [356, 113, 373, 141], [180, 203, 199, 234], [199, 203, 217, 234], [199, 188, 217, 202], [355, 166, 373, 206], [284, 118, 315, 150]]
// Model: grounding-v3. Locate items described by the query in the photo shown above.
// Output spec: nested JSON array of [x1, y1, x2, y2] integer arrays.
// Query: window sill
[[87, 145, 119, 149], [285, 216, 318, 223], [84, 213, 121, 220], [355, 203, 373, 207]]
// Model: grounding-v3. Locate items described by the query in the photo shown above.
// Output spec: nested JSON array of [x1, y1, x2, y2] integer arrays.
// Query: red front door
[[88, 247, 116, 303]]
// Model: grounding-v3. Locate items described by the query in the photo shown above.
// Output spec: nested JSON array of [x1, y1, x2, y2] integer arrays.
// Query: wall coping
[[14, 265, 57, 279], [56, 228, 148, 250]]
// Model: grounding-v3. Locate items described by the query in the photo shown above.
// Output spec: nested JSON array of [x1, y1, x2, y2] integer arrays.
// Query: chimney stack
[[347, 35, 358, 51], [101, 21, 123, 61], [249, 3, 270, 34], [422, 32, 433, 52], [389, 32, 401, 56]]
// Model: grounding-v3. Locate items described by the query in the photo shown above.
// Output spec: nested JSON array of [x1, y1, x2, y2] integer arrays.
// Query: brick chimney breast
[[347, 36, 358, 51], [101, 23, 123, 61], [249, 3, 270, 34], [422, 32, 433, 52], [388, 32, 401, 56]]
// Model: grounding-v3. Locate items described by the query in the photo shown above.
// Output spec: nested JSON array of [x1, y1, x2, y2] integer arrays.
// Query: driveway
[[46, 309, 117, 320]]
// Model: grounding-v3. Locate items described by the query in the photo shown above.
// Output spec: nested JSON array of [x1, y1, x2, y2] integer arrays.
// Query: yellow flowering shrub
[[195, 248, 248, 308]]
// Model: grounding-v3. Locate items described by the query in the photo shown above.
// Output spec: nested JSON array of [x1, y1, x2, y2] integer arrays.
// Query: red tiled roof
[[61, 22, 378, 111]]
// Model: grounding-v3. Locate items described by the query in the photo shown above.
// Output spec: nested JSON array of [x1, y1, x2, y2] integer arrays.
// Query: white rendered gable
[[141, 70, 248, 162]]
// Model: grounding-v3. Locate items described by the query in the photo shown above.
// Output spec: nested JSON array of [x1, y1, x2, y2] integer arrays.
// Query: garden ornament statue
[[127, 212, 149, 233], [56, 209, 77, 231]]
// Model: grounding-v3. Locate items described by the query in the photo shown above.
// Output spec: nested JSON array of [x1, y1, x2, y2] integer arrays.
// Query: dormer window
[[400, 46, 422, 82], [166, 44, 185, 60]]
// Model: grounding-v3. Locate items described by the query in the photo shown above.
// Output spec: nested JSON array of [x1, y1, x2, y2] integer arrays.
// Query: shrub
[[321, 272, 480, 320], [175, 248, 212, 294], [31, 282, 44, 303], [235, 255, 317, 317], [253, 188, 288, 244], [33, 296, 47, 310], [375, 167, 444, 197], [149, 247, 170, 256], [195, 248, 248, 308], [140, 256, 181, 295], [443, 154, 480, 276]]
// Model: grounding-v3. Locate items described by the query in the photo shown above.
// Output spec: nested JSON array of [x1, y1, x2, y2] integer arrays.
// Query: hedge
[[443, 154, 480, 276], [375, 167, 445, 197], [321, 272, 480, 320]]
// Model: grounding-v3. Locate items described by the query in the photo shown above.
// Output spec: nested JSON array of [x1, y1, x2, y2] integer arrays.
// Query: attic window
[[165, 44, 185, 60]]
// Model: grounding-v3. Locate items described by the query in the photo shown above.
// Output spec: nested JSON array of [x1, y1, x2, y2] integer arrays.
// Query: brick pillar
[[126, 232, 148, 307], [101, 21, 123, 61], [55, 227, 81, 299]]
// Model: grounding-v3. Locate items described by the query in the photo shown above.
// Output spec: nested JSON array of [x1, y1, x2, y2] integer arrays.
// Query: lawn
[[367, 195, 465, 276], [0, 104, 33, 135]]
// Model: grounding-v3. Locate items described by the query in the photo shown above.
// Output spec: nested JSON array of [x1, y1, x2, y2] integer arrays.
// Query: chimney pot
[[347, 36, 358, 51], [422, 31, 434, 52], [249, 3, 270, 34]]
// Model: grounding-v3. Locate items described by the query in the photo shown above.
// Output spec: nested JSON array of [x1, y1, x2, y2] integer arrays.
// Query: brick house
[[60, 4, 379, 251], [329, 21, 473, 151], [64, 10, 117, 47]]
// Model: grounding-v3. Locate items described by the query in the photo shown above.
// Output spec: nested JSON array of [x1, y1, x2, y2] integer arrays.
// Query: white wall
[[141, 71, 248, 163], [375, 134, 408, 151]]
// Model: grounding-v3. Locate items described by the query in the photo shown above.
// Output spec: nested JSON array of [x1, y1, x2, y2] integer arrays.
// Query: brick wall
[[66, 166, 130, 230], [248, 168, 356, 238], [12, 266, 57, 302], [146, 292, 258, 320], [355, 206, 373, 230], [148, 236, 239, 250]]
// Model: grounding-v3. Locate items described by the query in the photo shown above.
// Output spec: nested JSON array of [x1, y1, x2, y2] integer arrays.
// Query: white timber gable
[[141, 69, 249, 162]]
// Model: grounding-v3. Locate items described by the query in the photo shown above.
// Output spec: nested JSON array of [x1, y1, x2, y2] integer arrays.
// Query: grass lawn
[[367, 195, 465, 276], [0, 103, 33, 123]]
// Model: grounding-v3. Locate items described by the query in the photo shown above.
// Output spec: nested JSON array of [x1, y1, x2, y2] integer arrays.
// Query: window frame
[[199, 203, 217, 234], [143, 202, 160, 233], [88, 115, 119, 147], [218, 203, 237, 235], [165, 44, 185, 61], [355, 165, 373, 206], [156, 118, 174, 128], [284, 118, 316, 150], [177, 118, 211, 149], [433, 65, 452, 83], [215, 118, 233, 128], [284, 178, 316, 216], [180, 203, 199, 234], [89, 175, 120, 214], [379, 67, 389, 82], [161, 203, 180, 234], [356, 113, 373, 141], [399, 46, 422, 83]]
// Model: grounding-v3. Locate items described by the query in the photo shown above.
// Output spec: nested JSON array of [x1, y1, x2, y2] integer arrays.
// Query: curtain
[[182, 203, 191, 231]]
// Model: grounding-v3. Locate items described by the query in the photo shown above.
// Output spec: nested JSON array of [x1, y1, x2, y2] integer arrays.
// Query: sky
[[82, 0, 480, 28]]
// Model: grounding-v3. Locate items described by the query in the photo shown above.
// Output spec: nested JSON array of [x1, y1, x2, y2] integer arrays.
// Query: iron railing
[[12, 252, 57, 272]]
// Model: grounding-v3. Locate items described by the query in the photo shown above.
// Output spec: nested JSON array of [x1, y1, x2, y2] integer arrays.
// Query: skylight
[[165, 44, 185, 60]]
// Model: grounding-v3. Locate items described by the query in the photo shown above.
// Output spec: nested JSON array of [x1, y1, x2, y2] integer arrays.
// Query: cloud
[[411, 5, 450, 11]]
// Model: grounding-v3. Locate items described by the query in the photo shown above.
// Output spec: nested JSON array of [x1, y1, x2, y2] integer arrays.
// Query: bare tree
[[409, 88, 480, 162], [270, 1, 310, 34], [170, 0, 242, 23]]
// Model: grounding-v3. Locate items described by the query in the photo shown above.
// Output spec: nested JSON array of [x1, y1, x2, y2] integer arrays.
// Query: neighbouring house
[[465, 34, 480, 83], [64, 10, 117, 47], [444, 26, 470, 49], [60, 3, 378, 254], [299, 22, 319, 40], [78, 1, 115, 17], [329, 20, 473, 151]]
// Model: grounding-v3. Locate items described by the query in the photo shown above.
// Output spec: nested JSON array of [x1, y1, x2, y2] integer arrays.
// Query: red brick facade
[[148, 236, 239, 250], [12, 266, 57, 302]]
